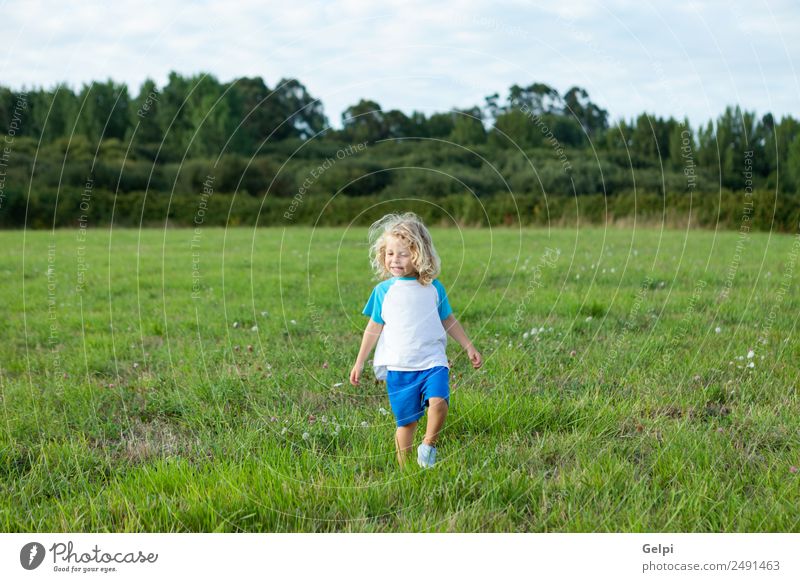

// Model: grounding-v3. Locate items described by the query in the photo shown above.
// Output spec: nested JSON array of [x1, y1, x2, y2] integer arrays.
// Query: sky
[[1, 0, 798, 130]]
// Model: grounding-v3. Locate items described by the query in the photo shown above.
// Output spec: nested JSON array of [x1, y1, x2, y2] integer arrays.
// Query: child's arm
[[350, 319, 384, 385], [442, 314, 483, 369]]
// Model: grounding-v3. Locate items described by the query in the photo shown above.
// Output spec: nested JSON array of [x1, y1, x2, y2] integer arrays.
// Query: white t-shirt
[[362, 276, 453, 380]]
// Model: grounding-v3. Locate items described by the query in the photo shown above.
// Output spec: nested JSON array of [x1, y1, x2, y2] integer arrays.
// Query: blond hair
[[368, 212, 441, 285]]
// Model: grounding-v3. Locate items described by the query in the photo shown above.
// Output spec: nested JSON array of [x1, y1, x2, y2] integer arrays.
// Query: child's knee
[[428, 397, 448, 410]]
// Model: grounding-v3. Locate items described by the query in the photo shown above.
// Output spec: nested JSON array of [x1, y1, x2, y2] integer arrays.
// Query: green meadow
[[1, 225, 798, 532]]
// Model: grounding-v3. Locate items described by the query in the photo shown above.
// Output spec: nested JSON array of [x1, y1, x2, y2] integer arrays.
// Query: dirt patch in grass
[[91, 418, 205, 464]]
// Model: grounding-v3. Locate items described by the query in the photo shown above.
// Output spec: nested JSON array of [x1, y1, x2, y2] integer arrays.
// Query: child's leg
[[423, 397, 449, 446], [395, 421, 418, 466]]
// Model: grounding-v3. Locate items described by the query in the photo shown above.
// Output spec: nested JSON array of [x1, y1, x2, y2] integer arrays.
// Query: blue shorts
[[386, 366, 450, 427]]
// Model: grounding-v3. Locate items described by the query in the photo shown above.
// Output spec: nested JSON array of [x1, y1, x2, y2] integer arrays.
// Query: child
[[349, 212, 482, 468]]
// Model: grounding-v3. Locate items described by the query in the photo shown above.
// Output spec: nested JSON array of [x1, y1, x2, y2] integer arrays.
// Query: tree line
[[1, 73, 799, 230]]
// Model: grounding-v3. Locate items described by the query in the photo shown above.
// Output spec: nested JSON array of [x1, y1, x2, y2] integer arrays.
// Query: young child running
[[349, 212, 482, 468]]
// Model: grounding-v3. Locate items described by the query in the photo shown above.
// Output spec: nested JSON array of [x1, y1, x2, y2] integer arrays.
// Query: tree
[[155, 72, 196, 161], [25, 89, 53, 141], [425, 112, 455, 139], [407, 111, 430, 138], [483, 92, 501, 124], [629, 114, 672, 162], [761, 113, 778, 177], [77, 79, 131, 144], [449, 107, 486, 145], [227, 76, 285, 153], [273, 78, 327, 140], [668, 118, 694, 169], [604, 120, 632, 153], [548, 115, 585, 148], [697, 120, 717, 169], [185, 73, 232, 158], [384, 109, 415, 138], [508, 82, 561, 116], [129, 78, 163, 158], [775, 116, 800, 189], [787, 134, 800, 193], [562, 86, 608, 138], [490, 109, 541, 149], [713, 106, 759, 189], [342, 99, 387, 143], [40, 85, 79, 143]]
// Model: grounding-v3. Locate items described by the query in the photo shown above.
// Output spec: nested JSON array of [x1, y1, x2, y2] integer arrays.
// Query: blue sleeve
[[362, 284, 386, 324], [432, 279, 453, 320]]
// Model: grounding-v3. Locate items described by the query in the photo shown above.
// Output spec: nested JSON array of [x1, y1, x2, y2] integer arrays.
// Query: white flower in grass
[[361, 421, 368, 427], [290, 319, 297, 325], [736, 355, 744, 361], [233, 321, 240, 328], [585, 316, 593, 322], [747, 350, 755, 359], [251, 325, 258, 332], [333, 382, 343, 388], [281, 427, 288, 435], [715, 326, 722, 333], [747, 362, 755, 369], [523, 332, 530, 340], [379, 407, 388, 416], [302, 432, 310, 440], [261, 311, 269, 316]]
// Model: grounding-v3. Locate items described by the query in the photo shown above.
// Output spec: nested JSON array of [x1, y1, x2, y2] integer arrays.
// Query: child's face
[[384, 235, 416, 278]]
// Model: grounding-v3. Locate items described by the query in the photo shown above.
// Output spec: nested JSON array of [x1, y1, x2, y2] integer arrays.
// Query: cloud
[[0, 0, 797, 129]]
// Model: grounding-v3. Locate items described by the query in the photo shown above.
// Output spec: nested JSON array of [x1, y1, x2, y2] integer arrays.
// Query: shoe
[[417, 443, 437, 468]]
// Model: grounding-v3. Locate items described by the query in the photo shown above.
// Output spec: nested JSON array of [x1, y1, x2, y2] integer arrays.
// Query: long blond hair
[[368, 212, 441, 285]]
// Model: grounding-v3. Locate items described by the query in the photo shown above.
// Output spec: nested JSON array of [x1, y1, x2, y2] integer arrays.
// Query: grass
[[0, 224, 798, 531]]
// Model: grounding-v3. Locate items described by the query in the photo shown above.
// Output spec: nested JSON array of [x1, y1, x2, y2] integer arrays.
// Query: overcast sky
[[1, 0, 797, 130]]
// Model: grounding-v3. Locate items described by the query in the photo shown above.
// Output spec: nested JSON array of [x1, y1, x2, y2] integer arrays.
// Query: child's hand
[[467, 346, 483, 369], [349, 363, 363, 386]]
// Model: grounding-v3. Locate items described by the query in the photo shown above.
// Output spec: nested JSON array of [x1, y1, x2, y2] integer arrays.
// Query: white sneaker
[[417, 443, 437, 468]]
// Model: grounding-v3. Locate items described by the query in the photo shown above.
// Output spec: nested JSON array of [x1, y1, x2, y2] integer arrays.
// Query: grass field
[[1, 224, 799, 532]]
